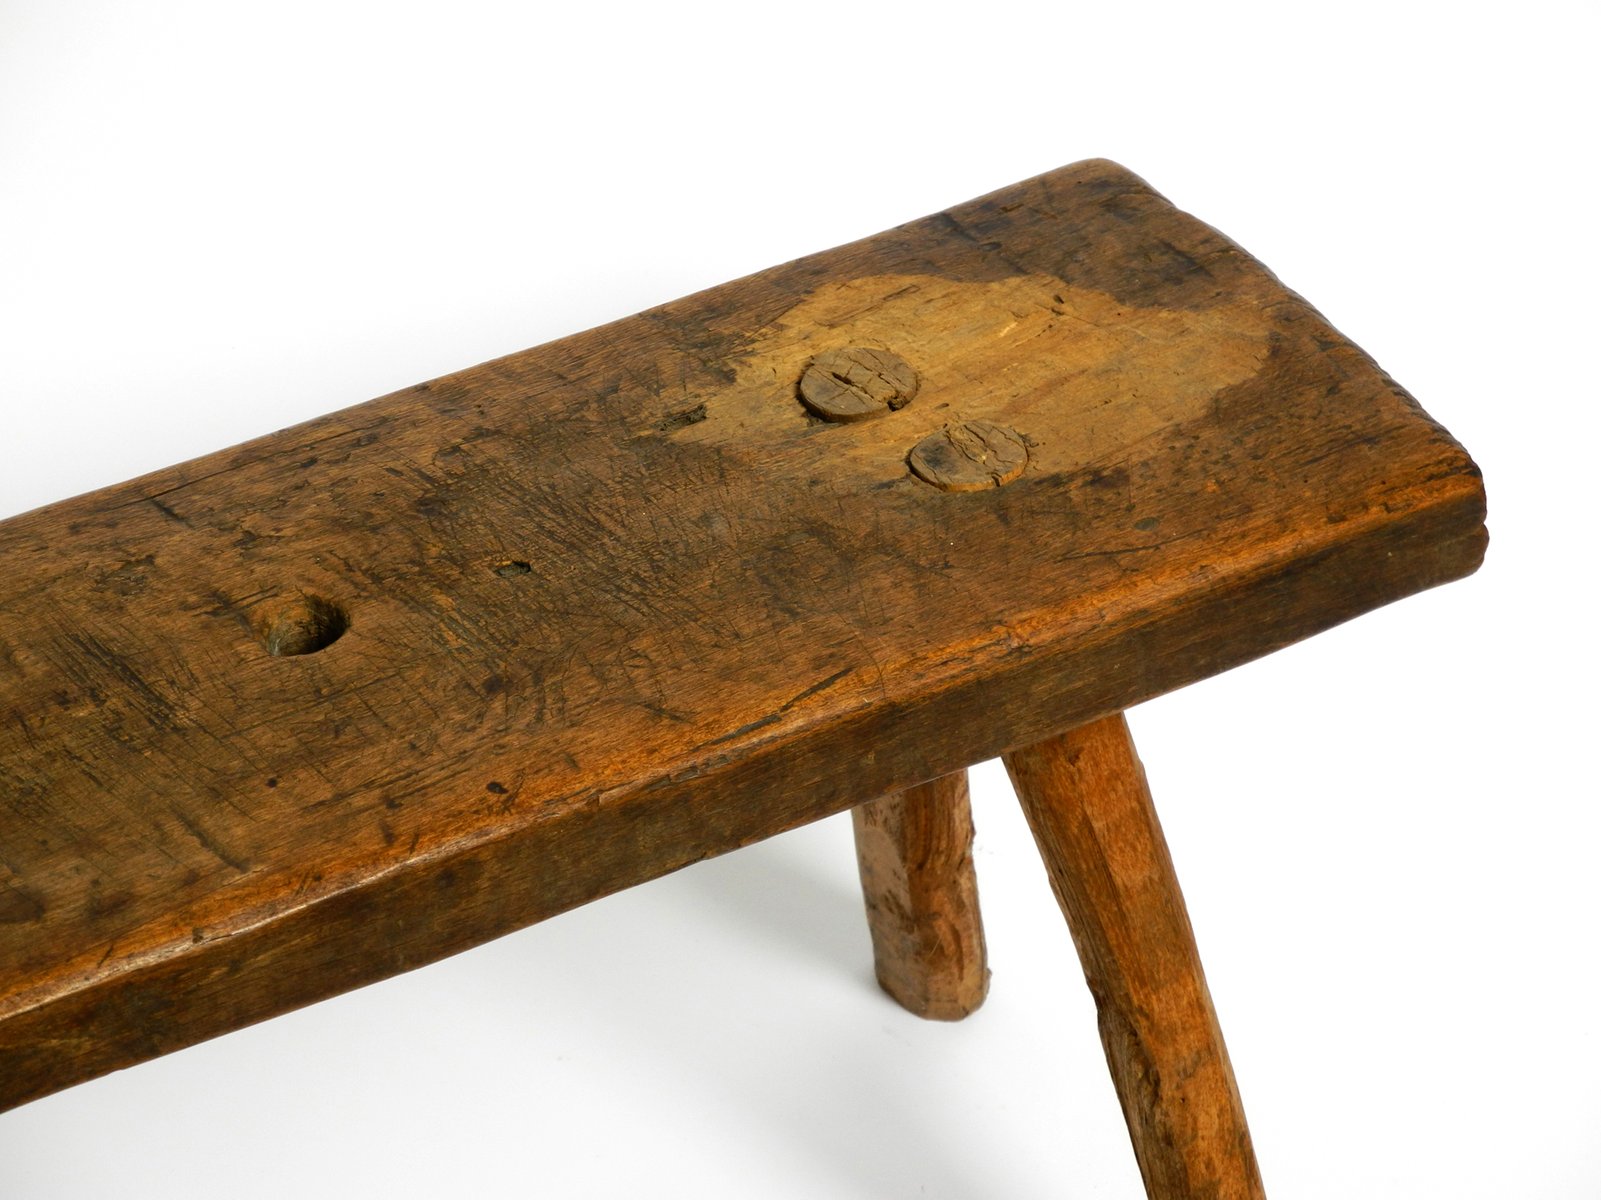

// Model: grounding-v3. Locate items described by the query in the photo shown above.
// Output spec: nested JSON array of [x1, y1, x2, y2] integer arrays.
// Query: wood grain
[[852, 770, 989, 1020], [1004, 715, 1264, 1199], [0, 159, 1486, 1111]]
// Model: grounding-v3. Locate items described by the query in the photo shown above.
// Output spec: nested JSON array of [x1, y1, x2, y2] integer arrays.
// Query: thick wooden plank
[[0, 159, 1486, 1110], [1005, 715, 1264, 1198], [852, 770, 989, 1020]]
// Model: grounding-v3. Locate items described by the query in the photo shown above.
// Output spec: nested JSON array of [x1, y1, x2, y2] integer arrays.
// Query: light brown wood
[[1004, 714, 1264, 1200], [0, 159, 1485, 1112], [851, 770, 989, 1020]]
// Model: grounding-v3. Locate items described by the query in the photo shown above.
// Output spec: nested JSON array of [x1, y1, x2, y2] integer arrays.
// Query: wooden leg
[[851, 769, 990, 1020], [1003, 714, 1264, 1199]]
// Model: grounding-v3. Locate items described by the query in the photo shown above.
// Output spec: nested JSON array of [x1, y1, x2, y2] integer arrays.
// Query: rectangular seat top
[[0, 159, 1485, 1109]]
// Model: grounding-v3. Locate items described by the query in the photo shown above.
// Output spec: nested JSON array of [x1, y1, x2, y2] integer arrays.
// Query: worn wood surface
[[1004, 714, 1264, 1199], [0, 158, 1486, 1111], [852, 770, 988, 1020]]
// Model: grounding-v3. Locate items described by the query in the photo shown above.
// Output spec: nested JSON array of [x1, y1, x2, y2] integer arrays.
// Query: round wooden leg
[[1005, 714, 1265, 1199]]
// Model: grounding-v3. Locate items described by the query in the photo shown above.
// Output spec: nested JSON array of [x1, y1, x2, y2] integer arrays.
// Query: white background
[[1, 2, 1597, 1196]]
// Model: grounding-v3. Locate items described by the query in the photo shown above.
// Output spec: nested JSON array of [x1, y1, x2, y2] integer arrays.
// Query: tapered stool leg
[[851, 769, 990, 1020], [1003, 714, 1264, 1199]]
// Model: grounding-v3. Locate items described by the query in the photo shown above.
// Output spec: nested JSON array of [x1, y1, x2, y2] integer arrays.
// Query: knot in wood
[[798, 347, 918, 422], [907, 420, 1028, 492]]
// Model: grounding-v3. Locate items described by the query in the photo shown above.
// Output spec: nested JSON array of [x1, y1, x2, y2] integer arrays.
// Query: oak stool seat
[[0, 160, 1486, 1197]]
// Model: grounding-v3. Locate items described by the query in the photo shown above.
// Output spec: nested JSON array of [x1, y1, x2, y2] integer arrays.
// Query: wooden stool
[[0, 159, 1486, 1197]]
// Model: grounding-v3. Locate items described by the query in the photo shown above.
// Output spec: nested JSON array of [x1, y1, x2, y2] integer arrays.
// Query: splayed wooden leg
[[851, 769, 990, 1020], [1004, 714, 1264, 1199]]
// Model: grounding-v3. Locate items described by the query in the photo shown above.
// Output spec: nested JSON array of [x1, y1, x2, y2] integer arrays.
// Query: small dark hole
[[261, 594, 349, 656], [494, 560, 533, 577], [655, 403, 706, 433]]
